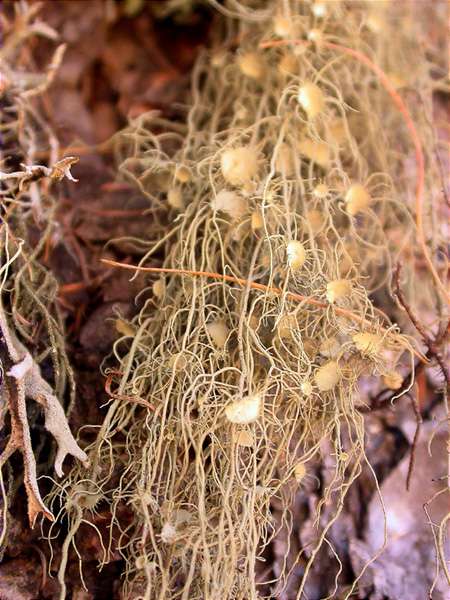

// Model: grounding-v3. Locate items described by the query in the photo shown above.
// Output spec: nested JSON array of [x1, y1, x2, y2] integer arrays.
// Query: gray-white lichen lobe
[[0, 307, 88, 525]]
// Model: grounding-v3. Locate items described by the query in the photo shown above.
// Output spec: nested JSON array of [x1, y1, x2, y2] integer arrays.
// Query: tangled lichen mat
[[0, 1, 448, 599]]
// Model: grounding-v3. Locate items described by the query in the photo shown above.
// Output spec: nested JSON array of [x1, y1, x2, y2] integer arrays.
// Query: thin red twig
[[394, 264, 449, 389], [406, 389, 422, 491]]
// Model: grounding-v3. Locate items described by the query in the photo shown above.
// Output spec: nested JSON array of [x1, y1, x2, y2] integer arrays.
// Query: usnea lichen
[[41, 1, 449, 598], [0, 3, 87, 531]]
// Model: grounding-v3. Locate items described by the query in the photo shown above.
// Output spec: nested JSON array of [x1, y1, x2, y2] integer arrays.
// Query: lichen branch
[[0, 307, 88, 526]]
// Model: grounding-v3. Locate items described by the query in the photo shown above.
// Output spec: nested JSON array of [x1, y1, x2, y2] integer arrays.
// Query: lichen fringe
[[0, 3, 87, 532], [47, 2, 449, 598]]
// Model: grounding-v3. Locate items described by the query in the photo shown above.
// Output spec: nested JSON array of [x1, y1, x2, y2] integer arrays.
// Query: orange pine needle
[[100, 258, 427, 362], [78, 206, 147, 218], [58, 281, 88, 295], [103, 259, 377, 326]]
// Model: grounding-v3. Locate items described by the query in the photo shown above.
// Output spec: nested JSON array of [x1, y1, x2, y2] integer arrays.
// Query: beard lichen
[[0, 2, 88, 532], [35, 1, 448, 598]]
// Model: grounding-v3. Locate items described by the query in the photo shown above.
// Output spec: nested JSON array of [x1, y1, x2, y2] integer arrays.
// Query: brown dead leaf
[[0, 557, 43, 600]]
